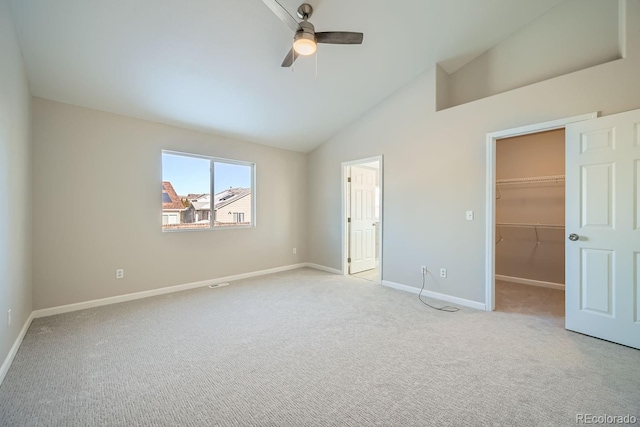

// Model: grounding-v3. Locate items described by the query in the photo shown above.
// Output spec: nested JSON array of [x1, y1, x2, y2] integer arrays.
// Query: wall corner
[[435, 64, 451, 112]]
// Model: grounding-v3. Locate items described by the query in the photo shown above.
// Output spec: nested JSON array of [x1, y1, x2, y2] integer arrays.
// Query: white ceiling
[[9, 0, 564, 152]]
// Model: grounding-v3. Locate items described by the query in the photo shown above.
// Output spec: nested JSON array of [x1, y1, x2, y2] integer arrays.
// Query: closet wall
[[495, 129, 565, 285]]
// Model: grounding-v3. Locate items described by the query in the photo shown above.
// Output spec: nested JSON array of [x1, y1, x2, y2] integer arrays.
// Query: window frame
[[162, 149, 256, 232]]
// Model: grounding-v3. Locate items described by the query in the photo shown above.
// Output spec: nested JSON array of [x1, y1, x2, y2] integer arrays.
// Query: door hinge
[[347, 177, 351, 183], [347, 218, 351, 223], [348, 258, 351, 263]]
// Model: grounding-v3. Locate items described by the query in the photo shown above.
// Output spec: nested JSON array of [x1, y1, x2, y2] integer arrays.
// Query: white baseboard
[[33, 263, 308, 319], [496, 275, 565, 291], [0, 312, 34, 386], [304, 263, 343, 275], [382, 280, 486, 311]]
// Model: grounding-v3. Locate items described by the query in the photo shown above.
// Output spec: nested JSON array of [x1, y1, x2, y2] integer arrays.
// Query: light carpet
[[1, 268, 639, 426]]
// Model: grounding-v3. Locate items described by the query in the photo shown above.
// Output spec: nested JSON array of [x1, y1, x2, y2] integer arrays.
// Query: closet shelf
[[496, 222, 564, 229], [496, 175, 565, 185], [496, 223, 565, 245]]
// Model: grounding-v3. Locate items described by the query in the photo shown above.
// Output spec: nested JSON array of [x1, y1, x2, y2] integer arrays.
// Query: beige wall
[[496, 130, 565, 180], [32, 99, 307, 309], [0, 0, 32, 367], [444, 0, 621, 108], [307, 1, 640, 304], [495, 130, 565, 284]]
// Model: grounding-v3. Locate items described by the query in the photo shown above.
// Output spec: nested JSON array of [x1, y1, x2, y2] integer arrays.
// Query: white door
[[349, 166, 377, 274], [565, 109, 640, 349]]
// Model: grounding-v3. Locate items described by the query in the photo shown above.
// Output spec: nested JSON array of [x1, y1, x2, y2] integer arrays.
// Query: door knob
[[568, 233, 579, 241]]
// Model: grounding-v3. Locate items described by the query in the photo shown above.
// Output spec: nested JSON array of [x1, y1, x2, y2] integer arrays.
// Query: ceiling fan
[[261, 0, 364, 67]]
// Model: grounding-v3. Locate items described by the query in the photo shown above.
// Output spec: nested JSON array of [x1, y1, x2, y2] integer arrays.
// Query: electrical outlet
[[466, 210, 474, 220], [293, 247, 297, 254], [440, 268, 447, 278], [7, 309, 11, 326], [116, 269, 124, 279], [421, 265, 427, 275]]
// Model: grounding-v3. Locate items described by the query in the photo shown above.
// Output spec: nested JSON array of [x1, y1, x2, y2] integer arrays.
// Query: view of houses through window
[[162, 151, 254, 231]]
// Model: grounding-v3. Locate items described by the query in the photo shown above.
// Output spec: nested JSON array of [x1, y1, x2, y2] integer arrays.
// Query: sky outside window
[[162, 153, 251, 195]]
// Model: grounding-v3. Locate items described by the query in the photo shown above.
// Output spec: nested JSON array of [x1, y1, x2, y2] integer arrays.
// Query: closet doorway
[[487, 110, 640, 349], [342, 156, 383, 283], [494, 130, 566, 319], [484, 113, 598, 314]]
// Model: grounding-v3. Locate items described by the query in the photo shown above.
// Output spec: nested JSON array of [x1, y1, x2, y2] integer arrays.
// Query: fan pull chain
[[292, 40, 295, 73], [315, 49, 318, 81]]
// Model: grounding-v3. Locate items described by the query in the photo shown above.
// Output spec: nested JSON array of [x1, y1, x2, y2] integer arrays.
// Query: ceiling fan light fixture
[[263, 0, 363, 67], [293, 32, 317, 56]]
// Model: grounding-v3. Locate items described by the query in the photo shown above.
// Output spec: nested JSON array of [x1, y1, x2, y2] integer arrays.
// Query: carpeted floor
[[351, 267, 380, 283], [495, 280, 565, 321], [1, 268, 639, 426]]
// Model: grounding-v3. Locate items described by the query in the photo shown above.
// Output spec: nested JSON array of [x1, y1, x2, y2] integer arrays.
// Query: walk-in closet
[[495, 129, 565, 317]]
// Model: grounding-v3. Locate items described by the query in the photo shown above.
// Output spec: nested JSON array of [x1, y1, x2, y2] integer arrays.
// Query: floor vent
[[208, 282, 231, 289]]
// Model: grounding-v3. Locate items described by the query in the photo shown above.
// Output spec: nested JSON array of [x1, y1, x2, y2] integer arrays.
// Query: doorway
[[342, 156, 383, 283], [485, 113, 598, 312], [487, 110, 640, 350], [494, 129, 566, 321]]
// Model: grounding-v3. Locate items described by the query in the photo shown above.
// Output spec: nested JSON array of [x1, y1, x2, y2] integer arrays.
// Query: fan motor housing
[[296, 20, 315, 37]]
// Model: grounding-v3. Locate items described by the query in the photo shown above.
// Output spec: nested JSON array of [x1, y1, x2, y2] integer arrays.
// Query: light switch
[[466, 210, 474, 221]]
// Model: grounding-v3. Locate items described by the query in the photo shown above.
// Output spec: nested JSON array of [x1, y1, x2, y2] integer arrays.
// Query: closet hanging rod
[[496, 222, 565, 229], [496, 175, 565, 185]]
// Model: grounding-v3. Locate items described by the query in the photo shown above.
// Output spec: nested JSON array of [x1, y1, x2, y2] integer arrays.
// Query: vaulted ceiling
[[9, 0, 564, 152]]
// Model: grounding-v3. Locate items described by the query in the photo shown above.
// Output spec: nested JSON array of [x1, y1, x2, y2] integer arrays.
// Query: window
[[232, 212, 245, 223], [161, 150, 255, 231]]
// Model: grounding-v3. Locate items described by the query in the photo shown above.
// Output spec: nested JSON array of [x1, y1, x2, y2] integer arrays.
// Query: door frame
[[342, 155, 384, 282], [484, 113, 598, 311]]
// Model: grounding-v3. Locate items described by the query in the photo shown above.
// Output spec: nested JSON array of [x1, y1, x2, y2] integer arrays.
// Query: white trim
[[486, 113, 598, 140], [382, 280, 486, 311], [32, 263, 307, 318], [0, 312, 34, 386], [305, 263, 343, 275], [29, 262, 342, 320], [342, 163, 348, 275], [342, 155, 385, 167], [485, 112, 598, 311], [495, 275, 565, 291], [341, 156, 384, 283]]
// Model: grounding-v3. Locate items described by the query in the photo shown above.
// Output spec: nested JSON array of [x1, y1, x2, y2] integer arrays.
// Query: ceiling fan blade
[[261, 0, 299, 32], [316, 32, 364, 45], [281, 48, 300, 67]]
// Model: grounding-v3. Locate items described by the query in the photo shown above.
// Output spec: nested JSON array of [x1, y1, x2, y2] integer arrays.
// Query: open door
[[348, 165, 377, 274], [565, 108, 640, 349]]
